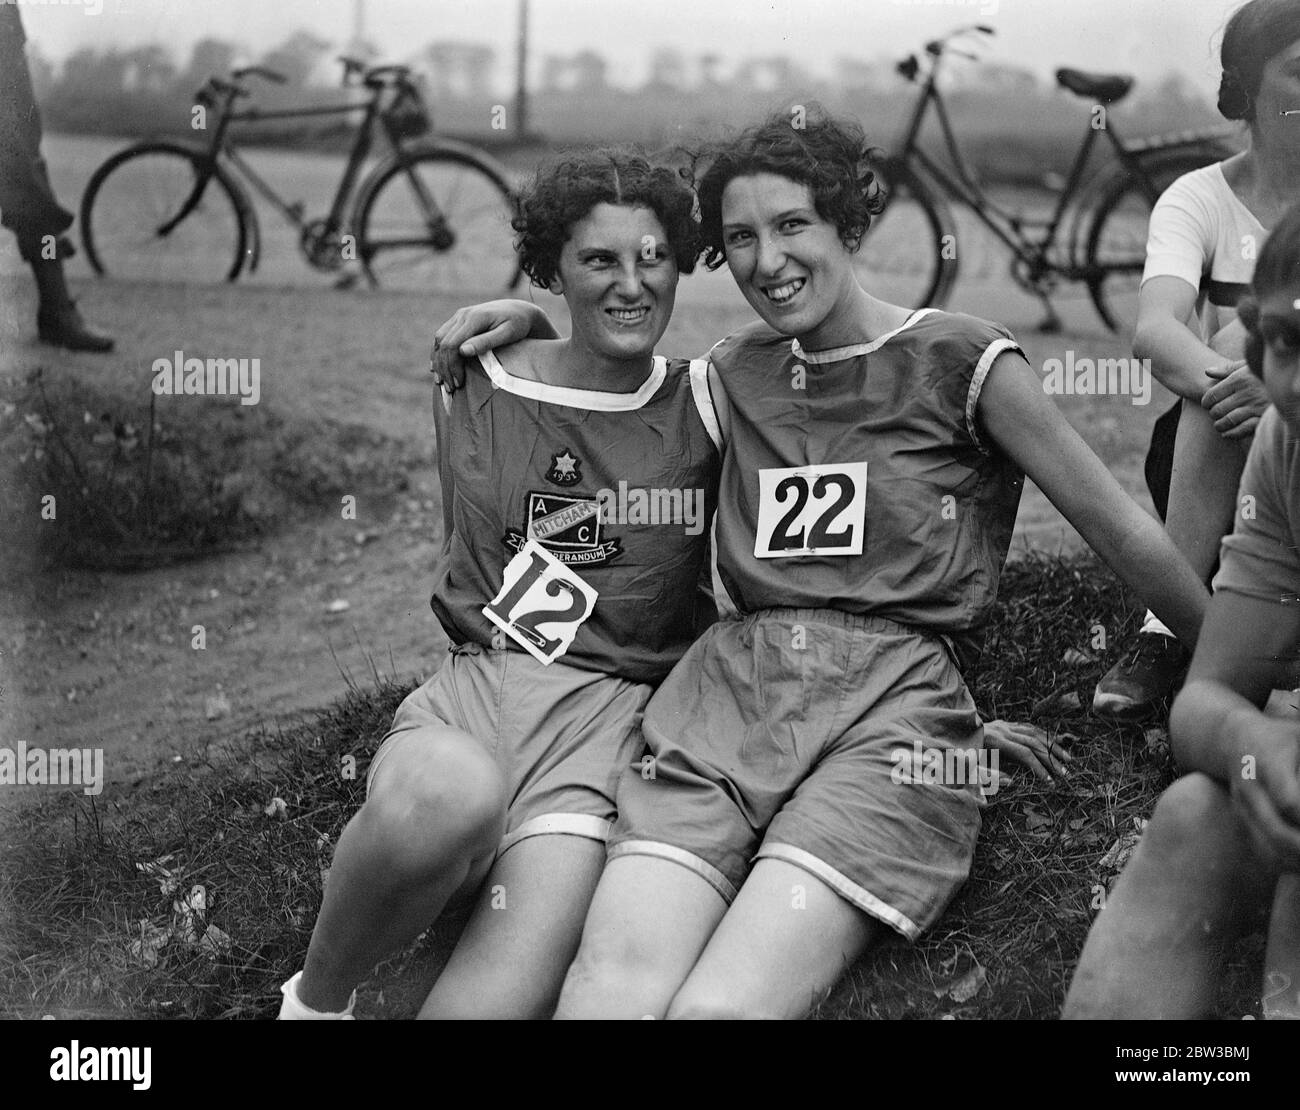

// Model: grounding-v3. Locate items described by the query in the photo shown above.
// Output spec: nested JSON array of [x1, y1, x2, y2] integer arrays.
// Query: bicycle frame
[[894, 49, 1151, 274], [207, 95, 387, 233]]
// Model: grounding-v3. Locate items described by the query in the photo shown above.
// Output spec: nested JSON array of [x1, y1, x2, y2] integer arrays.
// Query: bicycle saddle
[[1055, 68, 1133, 104]]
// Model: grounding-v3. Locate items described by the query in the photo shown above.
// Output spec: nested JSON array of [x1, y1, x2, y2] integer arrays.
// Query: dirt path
[[0, 267, 465, 799]]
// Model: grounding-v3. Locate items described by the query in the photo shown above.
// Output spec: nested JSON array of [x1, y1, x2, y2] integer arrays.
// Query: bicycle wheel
[[857, 158, 957, 310], [355, 142, 520, 295], [1084, 148, 1229, 333], [80, 142, 249, 284]]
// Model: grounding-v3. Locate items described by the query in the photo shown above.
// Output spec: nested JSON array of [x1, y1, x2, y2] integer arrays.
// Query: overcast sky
[[22, 0, 1237, 93]]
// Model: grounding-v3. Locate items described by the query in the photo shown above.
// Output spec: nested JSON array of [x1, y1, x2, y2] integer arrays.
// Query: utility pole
[[514, 0, 529, 139]]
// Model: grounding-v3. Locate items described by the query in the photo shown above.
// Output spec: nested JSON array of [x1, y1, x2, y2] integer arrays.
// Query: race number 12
[[753, 462, 868, 558], [483, 539, 598, 664]]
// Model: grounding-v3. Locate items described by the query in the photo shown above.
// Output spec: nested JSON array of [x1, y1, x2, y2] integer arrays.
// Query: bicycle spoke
[[359, 150, 517, 294], [84, 148, 244, 283]]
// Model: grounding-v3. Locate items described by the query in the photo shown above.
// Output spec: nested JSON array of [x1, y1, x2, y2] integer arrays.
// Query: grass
[[0, 552, 1269, 1020], [2, 367, 422, 570]]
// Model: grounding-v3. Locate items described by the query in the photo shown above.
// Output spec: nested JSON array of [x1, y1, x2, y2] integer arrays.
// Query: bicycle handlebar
[[199, 66, 286, 104], [924, 23, 995, 55], [364, 65, 412, 87], [232, 65, 287, 85], [198, 59, 416, 112], [336, 56, 413, 89]]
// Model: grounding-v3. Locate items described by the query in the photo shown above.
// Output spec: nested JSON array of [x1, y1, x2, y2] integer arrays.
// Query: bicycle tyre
[[858, 158, 958, 310], [354, 141, 521, 295], [1083, 146, 1231, 333], [80, 141, 249, 284]]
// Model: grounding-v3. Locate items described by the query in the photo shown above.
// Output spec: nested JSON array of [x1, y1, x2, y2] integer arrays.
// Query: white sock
[[1138, 612, 1175, 639], [278, 970, 356, 1020]]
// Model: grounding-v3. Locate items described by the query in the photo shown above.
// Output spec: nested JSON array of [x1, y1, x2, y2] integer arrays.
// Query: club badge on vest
[[505, 449, 621, 565], [504, 490, 623, 566]]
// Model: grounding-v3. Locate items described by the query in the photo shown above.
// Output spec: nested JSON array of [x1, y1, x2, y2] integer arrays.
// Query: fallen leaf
[[1143, 727, 1169, 754], [134, 855, 181, 897], [199, 925, 232, 956], [1023, 807, 1051, 831], [170, 884, 209, 944], [128, 920, 170, 967], [316, 833, 333, 888], [1098, 820, 1148, 873], [1031, 689, 1083, 716], [948, 963, 987, 1003]]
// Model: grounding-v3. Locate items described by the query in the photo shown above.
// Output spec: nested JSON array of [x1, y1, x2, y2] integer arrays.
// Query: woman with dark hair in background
[[1093, 0, 1300, 718]]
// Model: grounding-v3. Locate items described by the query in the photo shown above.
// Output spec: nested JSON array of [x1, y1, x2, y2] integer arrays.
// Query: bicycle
[[862, 24, 1237, 331], [79, 57, 522, 294]]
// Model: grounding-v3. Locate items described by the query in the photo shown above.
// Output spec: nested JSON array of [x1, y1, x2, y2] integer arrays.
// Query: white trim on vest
[[688, 358, 724, 452], [966, 337, 1022, 454], [478, 350, 668, 411], [790, 307, 937, 364]]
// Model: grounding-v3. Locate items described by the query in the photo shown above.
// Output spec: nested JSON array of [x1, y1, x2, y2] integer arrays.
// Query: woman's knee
[[363, 730, 506, 872], [1141, 773, 1241, 867], [555, 935, 668, 1019], [666, 983, 764, 1020]]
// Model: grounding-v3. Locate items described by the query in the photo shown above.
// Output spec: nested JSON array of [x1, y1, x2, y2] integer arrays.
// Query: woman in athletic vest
[[280, 151, 721, 1019]]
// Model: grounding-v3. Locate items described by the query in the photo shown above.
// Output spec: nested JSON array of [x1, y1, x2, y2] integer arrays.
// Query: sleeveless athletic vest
[[430, 348, 721, 684], [709, 309, 1025, 664]]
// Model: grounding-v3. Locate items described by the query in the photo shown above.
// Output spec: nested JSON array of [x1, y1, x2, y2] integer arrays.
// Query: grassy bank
[[0, 553, 1267, 1020]]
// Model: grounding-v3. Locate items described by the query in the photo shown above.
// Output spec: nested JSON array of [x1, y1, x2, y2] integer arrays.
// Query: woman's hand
[[1229, 720, 1300, 875], [984, 718, 1072, 783], [430, 300, 558, 390], [1202, 361, 1268, 441]]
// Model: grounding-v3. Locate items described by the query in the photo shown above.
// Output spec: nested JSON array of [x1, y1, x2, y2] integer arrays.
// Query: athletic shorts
[[368, 642, 652, 856], [607, 608, 986, 941]]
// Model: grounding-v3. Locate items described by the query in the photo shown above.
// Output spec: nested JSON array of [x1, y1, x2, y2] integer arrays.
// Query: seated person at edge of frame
[[435, 110, 1209, 1018], [1092, 0, 1300, 720], [1065, 203, 1300, 1021]]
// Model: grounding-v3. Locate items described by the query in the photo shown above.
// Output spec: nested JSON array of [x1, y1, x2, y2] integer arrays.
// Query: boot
[[37, 300, 115, 352], [31, 256, 114, 353]]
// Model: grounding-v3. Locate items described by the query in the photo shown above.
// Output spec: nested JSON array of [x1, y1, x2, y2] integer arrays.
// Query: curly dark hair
[[1238, 202, 1300, 376], [695, 108, 886, 271], [513, 149, 700, 289]]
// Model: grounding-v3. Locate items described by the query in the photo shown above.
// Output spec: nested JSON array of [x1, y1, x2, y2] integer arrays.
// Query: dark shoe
[[37, 301, 114, 353], [1092, 631, 1189, 720]]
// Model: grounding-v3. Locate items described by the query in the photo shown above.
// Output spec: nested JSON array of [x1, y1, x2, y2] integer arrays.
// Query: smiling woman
[[280, 147, 724, 1021], [503, 153, 699, 390]]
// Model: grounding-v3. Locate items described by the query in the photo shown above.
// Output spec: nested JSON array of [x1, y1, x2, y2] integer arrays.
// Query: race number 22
[[753, 462, 868, 558], [483, 539, 598, 664]]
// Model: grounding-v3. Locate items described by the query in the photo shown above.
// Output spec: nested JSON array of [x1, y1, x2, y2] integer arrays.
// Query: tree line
[[28, 30, 1224, 185]]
